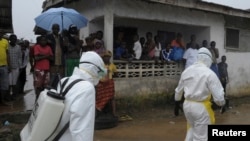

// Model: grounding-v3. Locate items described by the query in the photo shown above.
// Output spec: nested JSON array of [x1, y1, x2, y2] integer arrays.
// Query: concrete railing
[[113, 60, 183, 97], [113, 60, 183, 79]]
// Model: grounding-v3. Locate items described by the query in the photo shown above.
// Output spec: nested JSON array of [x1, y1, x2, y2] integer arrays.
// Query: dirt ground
[[94, 96, 250, 141], [1, 71, 250, 141], [1, 92, 250, 141]]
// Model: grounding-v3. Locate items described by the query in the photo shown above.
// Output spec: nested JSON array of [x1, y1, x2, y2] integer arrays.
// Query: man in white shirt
[[18, 40, 30, 94], [183, 42, 198, 69], [133, 34, 142, 60]]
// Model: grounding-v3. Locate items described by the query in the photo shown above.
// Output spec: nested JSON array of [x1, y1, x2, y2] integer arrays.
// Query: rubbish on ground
[[119, 115, 133, 121]]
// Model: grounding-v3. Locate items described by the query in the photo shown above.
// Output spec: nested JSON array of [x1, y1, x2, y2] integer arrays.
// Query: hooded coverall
[[49, 51, 107, 141], [175, 47, 225, 141]]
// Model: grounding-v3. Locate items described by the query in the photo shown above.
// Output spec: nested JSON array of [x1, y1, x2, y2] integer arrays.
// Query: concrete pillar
[[104, 0, 114, 57]]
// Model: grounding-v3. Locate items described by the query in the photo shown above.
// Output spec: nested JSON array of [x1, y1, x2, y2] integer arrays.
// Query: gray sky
[[12, 0, 43, 42], [12, 0, 250, 43], [202, 0, 250, 10]]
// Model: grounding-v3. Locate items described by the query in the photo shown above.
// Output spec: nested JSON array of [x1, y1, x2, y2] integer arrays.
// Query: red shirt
[[171, 39, 185, 48], [34, 44, 53, 70]]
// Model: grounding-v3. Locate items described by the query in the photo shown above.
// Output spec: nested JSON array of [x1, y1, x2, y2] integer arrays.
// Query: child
[[33, 35, 53, 100], [218, 55, 229, 109], [95, 50, 118, 117], [218, 55, 229, 93], [161, 42, 172, 63], [114, 42, 130, 60]]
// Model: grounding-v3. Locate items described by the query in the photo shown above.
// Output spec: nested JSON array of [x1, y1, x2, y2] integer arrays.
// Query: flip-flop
[[119, 115, 133, 121]]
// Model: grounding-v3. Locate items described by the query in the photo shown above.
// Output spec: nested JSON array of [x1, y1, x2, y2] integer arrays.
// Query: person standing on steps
[[207, 41, 220, 78], [218, 55, 229, 108], [218, 55, 229, 93]]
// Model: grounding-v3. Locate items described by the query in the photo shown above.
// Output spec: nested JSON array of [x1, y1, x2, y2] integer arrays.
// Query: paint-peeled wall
[[73, 0, 250, 97], [224, 52, 250, 97]]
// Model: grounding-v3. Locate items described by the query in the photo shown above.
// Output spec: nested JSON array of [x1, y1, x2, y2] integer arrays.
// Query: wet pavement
[[93, 97, 250, 141], [1, 67, 250, 141], [0, 71, 36, 114]]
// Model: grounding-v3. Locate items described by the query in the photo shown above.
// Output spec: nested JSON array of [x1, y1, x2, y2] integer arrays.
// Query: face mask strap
[[79, 61, 104, 73], [198, 52, 212, 60], [79, 61, 107, 79], [79, 67, 97, 79]]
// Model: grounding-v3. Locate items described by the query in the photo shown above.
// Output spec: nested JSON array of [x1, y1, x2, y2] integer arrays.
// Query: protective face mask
[[98, 68, 107, 79], [79, 61, 107, 79]]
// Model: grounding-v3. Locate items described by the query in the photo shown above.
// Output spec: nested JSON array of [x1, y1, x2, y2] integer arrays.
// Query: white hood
[[71, 51, 107, 86], [196, 47, 212, 68]]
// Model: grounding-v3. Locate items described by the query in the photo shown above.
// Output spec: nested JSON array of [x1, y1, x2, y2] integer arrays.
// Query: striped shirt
[[8, 44, 22, 69]]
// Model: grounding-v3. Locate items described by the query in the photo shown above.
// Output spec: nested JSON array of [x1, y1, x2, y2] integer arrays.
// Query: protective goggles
[[79, 61, 107, 77]]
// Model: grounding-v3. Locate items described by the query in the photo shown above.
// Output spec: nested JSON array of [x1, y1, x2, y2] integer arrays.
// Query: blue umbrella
[[34, 7, 88, 31]]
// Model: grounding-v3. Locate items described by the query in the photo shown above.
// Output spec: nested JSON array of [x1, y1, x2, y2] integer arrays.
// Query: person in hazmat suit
[[175, 47, 225, 141], [51, 51, 107, 141]]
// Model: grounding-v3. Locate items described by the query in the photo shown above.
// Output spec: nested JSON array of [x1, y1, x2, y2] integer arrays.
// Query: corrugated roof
[[0, 0, 13, 33]]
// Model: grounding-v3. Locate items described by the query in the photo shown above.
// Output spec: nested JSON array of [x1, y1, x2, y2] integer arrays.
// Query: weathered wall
[[224, 52, 250, 97], [71, 0, 250, 97], [114, 77, 179, 97]]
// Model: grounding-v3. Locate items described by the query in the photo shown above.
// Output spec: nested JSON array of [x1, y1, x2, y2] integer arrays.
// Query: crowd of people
[[1, 26, 229, 109], [0, 31, 30, 106], [1, 22, 119, 140], [112, 30, 229, 141], [0, 23, 118, 106], [113, 31, 229, 90], [1, 24, 231, 140]]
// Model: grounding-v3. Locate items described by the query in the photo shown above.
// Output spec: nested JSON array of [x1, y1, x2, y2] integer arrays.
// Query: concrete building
[[43, 0, 250, 98], [0, 0, 13, 33]]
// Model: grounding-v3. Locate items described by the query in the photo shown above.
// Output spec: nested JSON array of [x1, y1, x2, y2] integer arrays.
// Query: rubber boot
[[12, 85, 18, 100], [0, 90, 11, 106], [174, 101, 180, 116], [4, 87, 13, 102], [225, 97, 229, 108]]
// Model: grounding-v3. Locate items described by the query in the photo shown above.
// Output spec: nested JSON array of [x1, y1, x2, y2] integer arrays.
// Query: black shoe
[[11, 96, 16, 101], [174, 101, 181, 116], [174, 106, 179, 116], [4, 96, 13, 102]]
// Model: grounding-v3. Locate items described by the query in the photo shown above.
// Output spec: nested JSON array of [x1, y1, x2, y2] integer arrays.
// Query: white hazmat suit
[[175, 47, 225, 141], [50, 51, 107, 141]]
